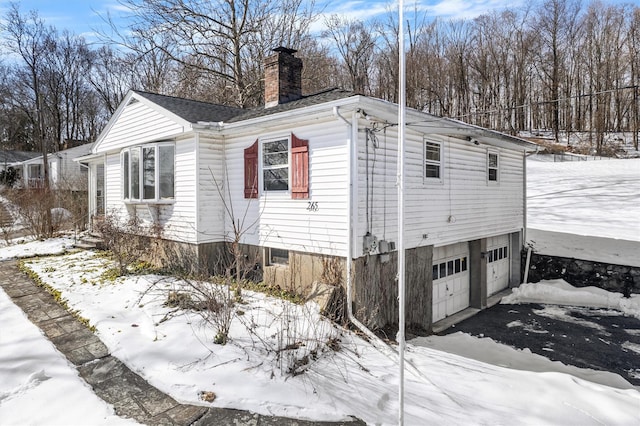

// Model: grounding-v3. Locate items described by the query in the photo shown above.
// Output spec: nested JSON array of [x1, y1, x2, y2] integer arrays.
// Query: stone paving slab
[[0, 259, 365, 425]]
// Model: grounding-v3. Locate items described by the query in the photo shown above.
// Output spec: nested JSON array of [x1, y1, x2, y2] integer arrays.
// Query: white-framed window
[[267, 247, 289, 265], [121, 143, 174, 202], [487, 151, 499, 183], [424, 138, 443, 181], [262, 137, 290, 191]]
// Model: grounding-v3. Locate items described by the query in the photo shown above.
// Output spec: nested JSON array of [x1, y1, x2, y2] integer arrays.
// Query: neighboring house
[[0, 150, 41, 168], [78, 47, 537, 332], [17, 143, 92, 190], [0, 150, 40, 178]]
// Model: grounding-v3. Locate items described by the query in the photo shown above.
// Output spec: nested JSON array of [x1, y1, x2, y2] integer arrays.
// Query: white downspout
[[333, 105, 464, 409], [333, 106, 387, 345]]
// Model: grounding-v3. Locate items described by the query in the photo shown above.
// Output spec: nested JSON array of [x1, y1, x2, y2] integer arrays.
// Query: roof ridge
[[133, 90, 244, 111]]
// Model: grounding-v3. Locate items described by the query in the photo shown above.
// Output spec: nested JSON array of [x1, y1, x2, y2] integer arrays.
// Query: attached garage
[[487, 234, 510, 296], [432, 242, 470, 323]]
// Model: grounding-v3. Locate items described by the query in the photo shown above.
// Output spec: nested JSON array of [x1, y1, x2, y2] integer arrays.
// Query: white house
[[18, 143, 92, 190], [78, 47, 537, 332], [0, 150, 40, 173]]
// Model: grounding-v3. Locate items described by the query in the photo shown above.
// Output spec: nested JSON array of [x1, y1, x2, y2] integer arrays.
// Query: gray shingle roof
[[226, 88, 357, 123], [133, 88, 356, 125], [55, 143, 94, 158], [133, 90, 245, 123], [0, 150, 40, 164]]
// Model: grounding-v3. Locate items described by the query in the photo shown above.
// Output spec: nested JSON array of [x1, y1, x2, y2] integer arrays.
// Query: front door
[[96, 163, 104, 215]]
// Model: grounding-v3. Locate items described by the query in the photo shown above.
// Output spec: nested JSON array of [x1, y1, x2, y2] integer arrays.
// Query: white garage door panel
[[487, 234, 510, 296], [433, 243, 470, 323]]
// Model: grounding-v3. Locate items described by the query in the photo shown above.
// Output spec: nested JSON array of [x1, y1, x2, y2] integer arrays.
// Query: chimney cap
[[272, 46, 297, 55]]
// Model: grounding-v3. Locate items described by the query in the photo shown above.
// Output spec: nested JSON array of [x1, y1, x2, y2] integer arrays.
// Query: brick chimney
[[264, 47, 303, 108]]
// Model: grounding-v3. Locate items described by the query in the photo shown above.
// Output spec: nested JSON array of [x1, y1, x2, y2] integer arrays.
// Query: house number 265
[[307, 202, 319, 212]]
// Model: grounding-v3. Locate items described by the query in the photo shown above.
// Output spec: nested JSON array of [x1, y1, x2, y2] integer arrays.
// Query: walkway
[[0, 260, 364, 426]]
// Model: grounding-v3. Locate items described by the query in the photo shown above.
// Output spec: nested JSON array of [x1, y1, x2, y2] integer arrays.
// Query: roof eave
[[196, 95, 363, 132]]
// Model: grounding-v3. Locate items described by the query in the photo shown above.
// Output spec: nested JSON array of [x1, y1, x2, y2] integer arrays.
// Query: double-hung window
[[424, 139, 442, 180], [244, 133, 309, 199], [487, 151, 499, 183], [262, 138, 289, 191], [122, 143, 174, 202]]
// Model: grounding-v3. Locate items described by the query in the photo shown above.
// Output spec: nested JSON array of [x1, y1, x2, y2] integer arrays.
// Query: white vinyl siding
[[93, 94, 526, 259], [355, 121, 525, 258], [221, 120, 349, 257], [196, 135, 226, 244], [95, 98, 186, 152]]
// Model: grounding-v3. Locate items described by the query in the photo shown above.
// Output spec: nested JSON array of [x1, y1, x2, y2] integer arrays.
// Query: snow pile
[[411, 331, 634, 390], [502, 279, 640, 319], [12, 251, 640, 425]]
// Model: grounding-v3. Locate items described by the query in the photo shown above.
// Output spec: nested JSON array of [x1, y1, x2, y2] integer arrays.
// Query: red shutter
[[244, 139, 258, 198], [291, 133, 309, 199]]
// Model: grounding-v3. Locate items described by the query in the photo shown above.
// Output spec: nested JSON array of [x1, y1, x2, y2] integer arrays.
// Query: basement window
[[122, 143, 174, 203], [267, 247, 289, 266]]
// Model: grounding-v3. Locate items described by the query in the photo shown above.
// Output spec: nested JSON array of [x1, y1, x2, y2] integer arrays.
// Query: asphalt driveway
[[438, 302, 640, 387]]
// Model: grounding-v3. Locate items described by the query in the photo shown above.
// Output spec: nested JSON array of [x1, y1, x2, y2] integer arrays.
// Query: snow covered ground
[[1, 157, 639, 425], [0, 239, 638, 425], [0, 277, 137, 425], [527, 157, 640, 258]]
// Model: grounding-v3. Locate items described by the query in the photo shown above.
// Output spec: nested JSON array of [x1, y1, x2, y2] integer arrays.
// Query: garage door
[[432, 243, 470, 323], [487, 234, 510, 296]]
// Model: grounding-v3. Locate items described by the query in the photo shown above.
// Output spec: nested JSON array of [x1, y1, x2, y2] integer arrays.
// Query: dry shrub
[[2, 181, 88, 239], [55, 177, 88, 232], [4, 188, 58, 238], [96, 211, 152, 275]]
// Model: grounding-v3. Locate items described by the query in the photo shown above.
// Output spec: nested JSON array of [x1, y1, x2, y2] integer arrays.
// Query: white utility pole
[[397, 0, 406, 424]]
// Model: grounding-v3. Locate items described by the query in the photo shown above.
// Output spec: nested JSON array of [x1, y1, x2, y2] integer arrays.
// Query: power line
[[448, 85, 640, 120]]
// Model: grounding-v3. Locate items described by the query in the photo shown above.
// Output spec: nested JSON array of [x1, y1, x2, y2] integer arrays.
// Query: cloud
[[315, 0, 523, 29], [424, 0, 523, 20]]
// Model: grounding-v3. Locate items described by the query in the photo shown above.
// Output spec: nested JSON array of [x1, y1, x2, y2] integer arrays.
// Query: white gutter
[[194, 95, 537, 153]]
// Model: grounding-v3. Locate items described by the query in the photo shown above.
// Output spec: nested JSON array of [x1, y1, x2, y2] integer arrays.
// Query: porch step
[[0, 201, 14, 228], [74, 233, 105, 250]]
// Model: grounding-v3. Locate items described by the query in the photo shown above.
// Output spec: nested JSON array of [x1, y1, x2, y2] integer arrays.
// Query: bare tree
[[630, 8, 640, 150], [2, 4, 57, 234], [322, 15, 376, 95], [103, 0, 317, 107], [533, 0, 582, 142]]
